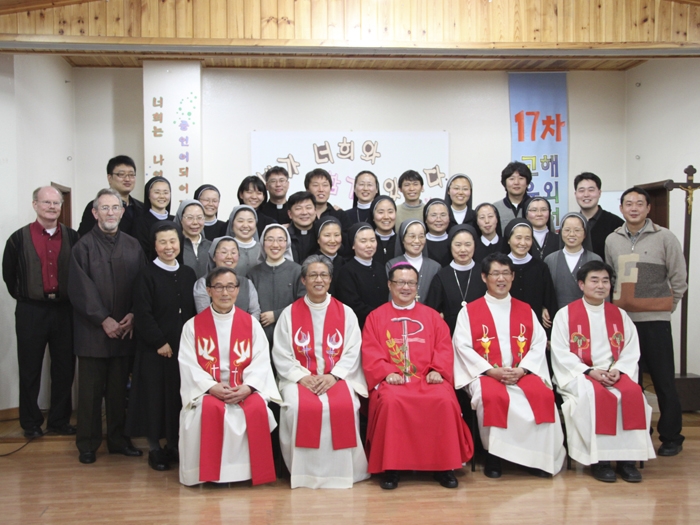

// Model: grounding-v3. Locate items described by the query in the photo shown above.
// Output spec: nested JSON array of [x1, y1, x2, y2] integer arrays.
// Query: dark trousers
[[76, 355, 130, 454], [634, 320, 684, 445], [15, 300, 75, 430]]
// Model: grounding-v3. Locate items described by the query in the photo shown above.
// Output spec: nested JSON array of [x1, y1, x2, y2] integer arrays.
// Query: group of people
[[2, 154, 687, 489]]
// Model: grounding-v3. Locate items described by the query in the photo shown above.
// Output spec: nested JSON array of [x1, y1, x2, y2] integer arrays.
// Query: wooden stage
[[2, 401, 699, 524]]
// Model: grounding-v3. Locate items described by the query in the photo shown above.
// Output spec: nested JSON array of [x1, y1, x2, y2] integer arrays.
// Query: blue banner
[[509, 73, 569, 228]]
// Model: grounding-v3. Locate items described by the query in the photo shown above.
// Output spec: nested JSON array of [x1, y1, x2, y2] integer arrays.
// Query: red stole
[[194, 307, 275, 485], [291, 297, 357, 450], [568, 300, 646, 435], [467, 297, 555, 428]]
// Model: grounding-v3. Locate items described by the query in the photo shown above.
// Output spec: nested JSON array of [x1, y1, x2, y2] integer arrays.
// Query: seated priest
[[452, 252, 566, 478], [551, 260, 654, 483], [362, 261, 473, 490], [272, 254, 369, 489], [178, 267, 281, 487]]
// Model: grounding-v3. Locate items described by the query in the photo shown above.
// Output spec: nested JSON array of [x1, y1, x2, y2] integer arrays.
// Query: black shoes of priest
[[108, 445, 143, 457], [79, 451, 96, 464], [658, 442, 683, 456], [380, 470, 399, 489], [616, 461, 642, 483], [433, 470, 458, 488], [591, 461, 642, 483], [484, 453, 502, 479], [23, 426, 44, 439], [148, 449, 170, 471]]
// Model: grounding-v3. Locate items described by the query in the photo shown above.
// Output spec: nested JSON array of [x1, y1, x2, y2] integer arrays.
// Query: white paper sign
[[142, 61, 202, 204], [251, 131, 450, 209]]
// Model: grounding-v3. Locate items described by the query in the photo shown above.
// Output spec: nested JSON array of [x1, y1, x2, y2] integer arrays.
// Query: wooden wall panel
[[1, 0, 700, 48]]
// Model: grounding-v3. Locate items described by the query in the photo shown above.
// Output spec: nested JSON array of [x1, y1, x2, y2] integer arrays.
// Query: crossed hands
[[486, 366, 527, 386], [299, 374, 337, 396], [588, 368, 620, 387], [102, 314, 134, 340], [208, 383, 253, 405]]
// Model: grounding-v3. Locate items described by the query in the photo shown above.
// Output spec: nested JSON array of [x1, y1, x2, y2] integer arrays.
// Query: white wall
[[0, 55, 19, 410], [625, 58, 700, 374], [73, 68, 144, 218]]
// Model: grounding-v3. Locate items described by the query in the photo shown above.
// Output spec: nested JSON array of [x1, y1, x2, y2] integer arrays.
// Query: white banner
[[251, 132, 449, 209], [142, 61, 202, 204]]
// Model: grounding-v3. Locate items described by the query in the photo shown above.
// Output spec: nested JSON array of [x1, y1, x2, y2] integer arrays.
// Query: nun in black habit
[[194, 184, 228, 240], [367, 195, 398, 268], [445, 173, 476, 229], [132, 176, 174, 256], [423, 198, 452, 267], [313, 216, 346, 294], [126, 221, 197, 471], [503, 218, 558, 329], [345, 170, 381, 224], [424, 224, 487, 335], [473, 202, 506, 264], [525, 197, 560, 260], [334, 222, 389, 329]]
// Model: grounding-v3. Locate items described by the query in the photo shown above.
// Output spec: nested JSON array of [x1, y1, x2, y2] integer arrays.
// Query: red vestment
[[361, 302, 473, 473]]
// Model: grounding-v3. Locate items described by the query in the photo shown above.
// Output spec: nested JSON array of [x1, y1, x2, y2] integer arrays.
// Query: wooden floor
[[2, 400, 700, 524]]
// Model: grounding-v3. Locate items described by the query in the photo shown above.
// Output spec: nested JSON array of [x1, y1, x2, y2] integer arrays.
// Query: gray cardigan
[[183, 236, 212, 280], [544, 249, 602, 310]]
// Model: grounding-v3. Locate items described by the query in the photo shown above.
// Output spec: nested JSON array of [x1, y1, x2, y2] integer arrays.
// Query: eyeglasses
[[487, 271, 513, 278], [264, 237, 287, 244], [427, 213, 449, 220], [183, 215, 204, 222], [37, 200, 62, 207], [209, 283, 239, 293], [390, 280, 418, 288], [404, 234, 426, 242], [306, 272, 331, 281], [99, 205, 123, 213], [111, 171, 136, 180], [561, 228, 584, 235], [267, 178, 288, 185]]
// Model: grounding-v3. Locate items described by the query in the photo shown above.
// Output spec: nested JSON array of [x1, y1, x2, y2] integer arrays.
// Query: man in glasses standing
[[453, 252, 566, 479], [77, 156, 143, 237], [3, 186, 80, 439], [69, 189, 145, 464], [361, 261, 473, 490], [273, 255, 369, 488]]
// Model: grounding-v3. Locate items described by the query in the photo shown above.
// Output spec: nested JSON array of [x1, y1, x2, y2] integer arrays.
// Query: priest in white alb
[[453, 252, 566, 478], [178, 267, 281, 487], [273, 254, 369, 489], [551, 260, 654, 483]]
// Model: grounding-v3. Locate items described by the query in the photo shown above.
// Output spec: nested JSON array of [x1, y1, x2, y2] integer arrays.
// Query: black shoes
[[434, 470, 458, 488], [658, 442, 683, 456], [484, 453, 502, 479], [148, 449, 170, 471], [46, 424, 77, 436], [78, 451, 96, 464], [380, 470, 399, 490], [616, 461, 642, 483], [23, 426, 44, 439], [523, 466, 551, 478], [108, 445, 143, 457], [163, 447, 179, 464], [591, 461, 616, 482]]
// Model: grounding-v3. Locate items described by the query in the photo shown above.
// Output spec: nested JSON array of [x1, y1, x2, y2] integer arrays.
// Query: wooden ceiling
[[0, 0, 699, 70]]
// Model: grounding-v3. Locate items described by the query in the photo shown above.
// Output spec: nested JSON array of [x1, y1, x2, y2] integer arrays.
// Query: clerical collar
[[266, 257, 285, 267], [204, 218, 218, 226], [485, 292, 510, 304], [450, 260, 475, 271], [357, 201, 371, 210], [237, 238, 256, 249], [354, 256, 372, 266], [300, 229, 309, 235], [276, 203, 284, 209], [426, 232, 448, 242], [376, 230, 395, 241], [508, 252, 532, 265], [304, 293, 330, 309], [391, 300, 416, 310], [154, 257, 180, 272], [150, 209, 169, 220], [481, 234, 499, 246]]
